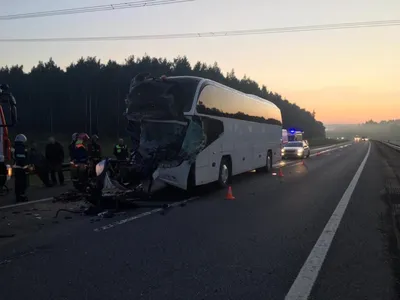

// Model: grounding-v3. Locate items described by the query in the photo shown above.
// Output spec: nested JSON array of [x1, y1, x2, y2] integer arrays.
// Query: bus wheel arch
[[258, 150, 272, 173], [217, 155, 232, 188], [267, 150, 273, 172]]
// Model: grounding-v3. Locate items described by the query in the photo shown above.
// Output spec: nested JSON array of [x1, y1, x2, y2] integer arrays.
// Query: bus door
[[195, 117, 224, 185]]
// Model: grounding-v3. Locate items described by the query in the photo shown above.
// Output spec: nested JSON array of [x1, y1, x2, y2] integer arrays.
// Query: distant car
[[281, 140, 311, 159], [361, 137, 369, 141]]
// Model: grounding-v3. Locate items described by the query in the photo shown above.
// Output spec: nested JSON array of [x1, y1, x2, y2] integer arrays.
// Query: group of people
[[13, 134, 65, 202], [12, 132, 131, 202]]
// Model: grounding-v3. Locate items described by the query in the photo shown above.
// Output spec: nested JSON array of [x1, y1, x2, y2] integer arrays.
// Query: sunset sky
[[1, 0, 399, 124]]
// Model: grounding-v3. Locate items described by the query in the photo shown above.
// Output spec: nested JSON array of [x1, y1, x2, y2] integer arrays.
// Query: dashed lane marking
[[93, 196, 200, 232]]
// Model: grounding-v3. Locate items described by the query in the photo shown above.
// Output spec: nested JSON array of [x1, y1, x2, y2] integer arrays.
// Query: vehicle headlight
[[297, 148, 304, 153], [95, 160, 107, 176], [281, 148, 285, 153], [6, 164, 12, 180]]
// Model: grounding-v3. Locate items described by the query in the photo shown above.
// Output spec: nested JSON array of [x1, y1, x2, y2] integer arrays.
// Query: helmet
[[15, 134, 27, 143], [91, 134, 99, 141], [78, 133, 90, 141], [72, 132, 78, 141]]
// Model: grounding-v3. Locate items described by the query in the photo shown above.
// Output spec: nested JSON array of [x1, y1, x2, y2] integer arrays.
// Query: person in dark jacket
[[72, 133, 89, 163], [113, 138, 128, 161], [69, 132, 78, 160], [87, 134, 102, 177], [45, 136, 65, 185], [88, 134, 102, 161], [30, 142, 52, 187], [13, 134, 30, 202]]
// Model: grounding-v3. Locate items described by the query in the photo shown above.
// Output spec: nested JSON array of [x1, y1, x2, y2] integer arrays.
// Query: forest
[[0, 55, 326, 140]]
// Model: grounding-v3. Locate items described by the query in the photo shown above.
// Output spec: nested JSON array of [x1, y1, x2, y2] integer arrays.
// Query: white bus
[[125, 76, 283, 191]]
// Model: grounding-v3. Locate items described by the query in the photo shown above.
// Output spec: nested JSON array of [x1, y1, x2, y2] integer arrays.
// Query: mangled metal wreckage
[[92, 74, 207, 201]]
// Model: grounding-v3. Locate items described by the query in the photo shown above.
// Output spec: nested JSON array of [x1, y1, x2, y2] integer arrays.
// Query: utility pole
[[96, 96, 99, 134], [89, 95, 92, 135], [117, 88, 120, 139], [50, 106, 53, 134], [85, 94, 88, 133]]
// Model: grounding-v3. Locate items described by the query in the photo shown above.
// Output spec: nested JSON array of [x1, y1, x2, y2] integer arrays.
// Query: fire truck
[[0, 84, 17, 194]]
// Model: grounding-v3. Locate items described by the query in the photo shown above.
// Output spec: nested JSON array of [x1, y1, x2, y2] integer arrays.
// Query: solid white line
[[94, 196, 200, 232], [285, 142, 371, 300], [0, 197, 54, 210]]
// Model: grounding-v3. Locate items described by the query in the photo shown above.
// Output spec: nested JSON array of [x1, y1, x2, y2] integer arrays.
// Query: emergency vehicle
[[287, 129, 303, 141], [0, 84, 18, 193]]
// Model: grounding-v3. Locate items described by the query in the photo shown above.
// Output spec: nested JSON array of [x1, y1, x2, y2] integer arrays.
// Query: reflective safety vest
[[115, 144, 126, 153]]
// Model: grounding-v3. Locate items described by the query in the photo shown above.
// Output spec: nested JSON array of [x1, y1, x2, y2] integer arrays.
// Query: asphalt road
[[0, 141, 398, 300]]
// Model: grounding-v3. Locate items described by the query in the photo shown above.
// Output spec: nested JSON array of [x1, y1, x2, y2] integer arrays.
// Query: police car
[[281, 140, 311, 159]]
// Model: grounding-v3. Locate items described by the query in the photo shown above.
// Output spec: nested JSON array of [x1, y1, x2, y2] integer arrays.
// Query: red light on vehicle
[[160, 75, 167, 81]]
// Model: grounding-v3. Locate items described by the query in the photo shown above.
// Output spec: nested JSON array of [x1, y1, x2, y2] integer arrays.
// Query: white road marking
[[285, 143, 371, 300], [94, 196, 200, 232], [0, 197, 53, 210]]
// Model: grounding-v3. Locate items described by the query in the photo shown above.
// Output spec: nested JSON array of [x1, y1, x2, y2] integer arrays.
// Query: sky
[[0, 0, 399, 124]]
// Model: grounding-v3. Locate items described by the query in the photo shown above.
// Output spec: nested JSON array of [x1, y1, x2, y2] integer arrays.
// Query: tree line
[[0, 55, 326, 140]]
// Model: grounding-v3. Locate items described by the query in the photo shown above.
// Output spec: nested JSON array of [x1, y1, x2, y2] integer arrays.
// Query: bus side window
[[201, 117, 224, 147]]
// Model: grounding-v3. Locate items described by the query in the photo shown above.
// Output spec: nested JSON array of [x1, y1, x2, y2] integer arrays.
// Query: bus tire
[[258, 151, 272, 173], [217, 157, 231, 188]]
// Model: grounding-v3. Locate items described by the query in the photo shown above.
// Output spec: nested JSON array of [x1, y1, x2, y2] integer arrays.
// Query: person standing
[[13, 134, 30, 202], [87, 134, 102, 177], [113, 138, 128, 161], [88, 134, 102, 161], [29, 142, 52, 187], [69, 132, 78, 160], [45, 136, 65, 185]]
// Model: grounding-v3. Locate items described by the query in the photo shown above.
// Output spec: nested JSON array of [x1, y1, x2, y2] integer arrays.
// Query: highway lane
[[1, 141, 395, 300], [308, 142, 397, 299]]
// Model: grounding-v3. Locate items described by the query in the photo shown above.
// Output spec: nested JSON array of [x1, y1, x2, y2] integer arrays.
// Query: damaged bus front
[[92, 75, 207, 199]]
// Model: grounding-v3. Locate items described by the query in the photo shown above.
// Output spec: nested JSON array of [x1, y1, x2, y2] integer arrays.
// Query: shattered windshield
[[125, 77, 201, 122], [179, 118, 206, 162], [139, 120, 188, 160]]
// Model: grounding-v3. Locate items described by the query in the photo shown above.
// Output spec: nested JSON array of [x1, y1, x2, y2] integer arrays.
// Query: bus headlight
[[95, 160, 107, 176]]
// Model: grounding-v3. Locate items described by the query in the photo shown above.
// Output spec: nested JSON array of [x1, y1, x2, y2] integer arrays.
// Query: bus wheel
[[218, 157, 231, 188]]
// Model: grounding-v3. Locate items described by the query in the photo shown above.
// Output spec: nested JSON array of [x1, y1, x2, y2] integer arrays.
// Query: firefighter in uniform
[[87, 134, 102, 177], [13, 134, 30, 202], [113, 138, 128, 161]]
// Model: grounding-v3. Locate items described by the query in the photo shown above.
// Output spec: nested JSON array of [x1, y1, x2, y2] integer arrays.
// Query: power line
[[0, 0, 194, 20], [0, 19, 399, 43]]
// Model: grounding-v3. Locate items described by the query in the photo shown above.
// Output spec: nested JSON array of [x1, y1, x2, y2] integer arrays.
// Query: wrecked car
[[90, 73, 282, 202]]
